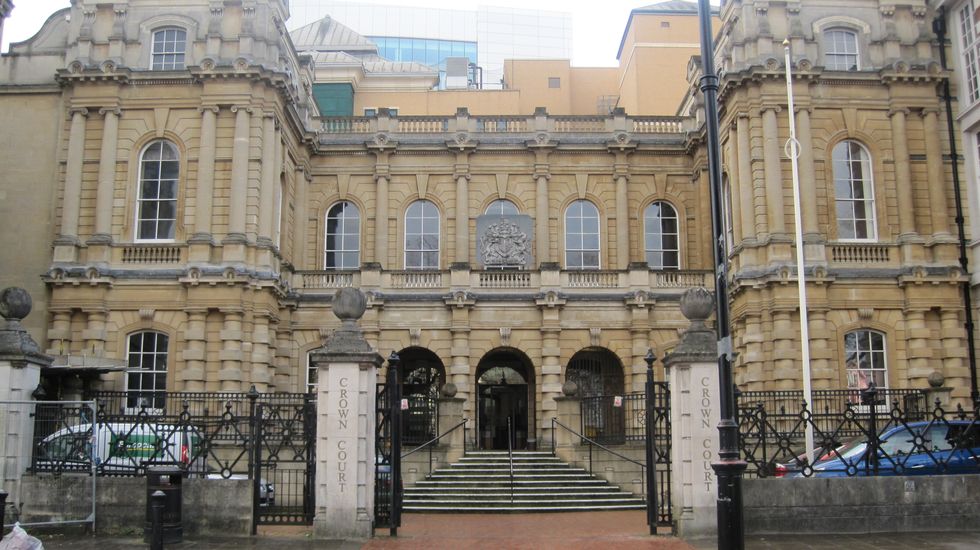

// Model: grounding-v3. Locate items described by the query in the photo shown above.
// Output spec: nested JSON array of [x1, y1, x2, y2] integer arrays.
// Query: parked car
[[784, 421, 980, 477], [35, 422, 204, 475]]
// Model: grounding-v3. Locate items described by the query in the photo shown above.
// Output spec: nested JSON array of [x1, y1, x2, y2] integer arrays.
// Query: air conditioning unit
[[445, 57, 470, 89]]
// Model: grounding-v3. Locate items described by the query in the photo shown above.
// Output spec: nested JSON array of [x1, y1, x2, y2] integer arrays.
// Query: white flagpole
[[783, 39, 816, 464]]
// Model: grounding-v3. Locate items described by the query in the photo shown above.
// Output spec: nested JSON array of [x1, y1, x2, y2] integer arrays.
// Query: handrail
[[551, 417, 646, 470], [400, 418, 468, 478], [507, 416, 514, 504]]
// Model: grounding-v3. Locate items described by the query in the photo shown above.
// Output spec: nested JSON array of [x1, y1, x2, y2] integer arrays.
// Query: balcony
[[294, 266, 712, 298], [318, 110, 691, 143]]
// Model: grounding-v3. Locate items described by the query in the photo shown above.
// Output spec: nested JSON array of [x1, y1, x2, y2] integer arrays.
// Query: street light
[[693, 1, 747, 548]]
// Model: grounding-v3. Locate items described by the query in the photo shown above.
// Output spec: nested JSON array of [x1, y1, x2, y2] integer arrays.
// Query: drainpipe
[[933, 8, 980, 405]]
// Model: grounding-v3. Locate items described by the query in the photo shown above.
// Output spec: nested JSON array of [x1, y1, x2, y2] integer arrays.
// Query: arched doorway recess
[[396, 347, 445, 445], [475, 348, 536, 450], [566, 348, 626, 444]]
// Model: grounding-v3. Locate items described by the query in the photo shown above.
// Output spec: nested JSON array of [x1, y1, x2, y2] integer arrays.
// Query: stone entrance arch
[[566, 347, 626, 443], [475, 348, 536, 450], [396, 347, 445, 445]]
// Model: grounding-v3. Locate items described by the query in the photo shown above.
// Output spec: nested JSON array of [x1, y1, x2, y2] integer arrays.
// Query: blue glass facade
[[369, 36, 477, 88]]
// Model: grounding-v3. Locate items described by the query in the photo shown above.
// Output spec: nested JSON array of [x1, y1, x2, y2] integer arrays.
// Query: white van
[[35, 422, 204, 475]]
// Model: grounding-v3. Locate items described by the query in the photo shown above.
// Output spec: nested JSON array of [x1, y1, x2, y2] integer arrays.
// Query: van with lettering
[[35, 422, 204, 475]]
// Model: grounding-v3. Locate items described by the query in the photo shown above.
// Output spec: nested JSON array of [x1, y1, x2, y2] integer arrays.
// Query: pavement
[[18, 511, 980, 549]]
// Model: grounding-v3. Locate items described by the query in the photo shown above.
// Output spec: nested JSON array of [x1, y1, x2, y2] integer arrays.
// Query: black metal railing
[[402, 395, 438, 446], [580, 387, 670, 446], [401, 418, 468, 480], [32, 390, 313, 478], [736, 385, 980, 478]]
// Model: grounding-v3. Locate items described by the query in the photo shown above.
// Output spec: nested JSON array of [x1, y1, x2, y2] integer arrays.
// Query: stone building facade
[[0, 0, 972, 450]]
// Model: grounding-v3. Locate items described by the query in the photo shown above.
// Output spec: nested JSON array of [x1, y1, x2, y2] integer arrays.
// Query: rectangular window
[[364, 108, 377, 117], [960, 2, 980, 105], [548, 77, 561, 89], [151, 28, 186, 71]]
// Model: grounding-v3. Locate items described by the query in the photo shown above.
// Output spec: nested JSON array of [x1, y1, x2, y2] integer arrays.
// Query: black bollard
[[150, 490, 165, 550], [0, 489, 7, 536]]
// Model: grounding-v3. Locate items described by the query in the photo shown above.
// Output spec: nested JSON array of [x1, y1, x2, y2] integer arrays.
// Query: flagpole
[[783, 39, 815, 463]]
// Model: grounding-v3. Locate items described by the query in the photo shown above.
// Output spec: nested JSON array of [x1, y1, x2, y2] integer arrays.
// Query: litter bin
[[145, 466, 183, 544]]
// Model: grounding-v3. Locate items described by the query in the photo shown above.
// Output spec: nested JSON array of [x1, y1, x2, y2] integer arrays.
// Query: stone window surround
[[563, 199, 602, 270], [134, 139, 180, 243], [137, 15, 199, 71], [404, 199, 441, 270], [643, 200, 681, 270], [324, 200, 361, 270], [831, 139, 878, 242], [812, 16, 871, 72]]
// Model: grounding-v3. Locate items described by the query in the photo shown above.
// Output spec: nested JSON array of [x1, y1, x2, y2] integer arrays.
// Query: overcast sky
[[2, 0, 719, 66]]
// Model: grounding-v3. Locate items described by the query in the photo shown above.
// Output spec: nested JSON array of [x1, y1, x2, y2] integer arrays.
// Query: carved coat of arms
[[480, 219, 529, 267]]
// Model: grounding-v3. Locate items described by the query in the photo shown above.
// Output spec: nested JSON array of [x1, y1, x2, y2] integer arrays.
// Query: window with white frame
[[151, 28, 187, 70], [644, 201, 680, 269], [307, 352, 317, 393], [833, 140, 877, 240], [325, 201, 360, 269], [485, 199, 519, 215], [405, 200, 440, 269], [844, 329, 887, 391], [824, 29, 859, 71], [274, 176, 284, 249], [136, 140, 179, 241], [126, 331, 169, 409], [565, 200, 600, 269], [959, 1, 980, 105], [723, 176, 734, 254]]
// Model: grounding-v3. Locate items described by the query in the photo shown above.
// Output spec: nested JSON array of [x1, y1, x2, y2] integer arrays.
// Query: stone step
[[405, 492, 638, 501], [402, 503, 648, 513]]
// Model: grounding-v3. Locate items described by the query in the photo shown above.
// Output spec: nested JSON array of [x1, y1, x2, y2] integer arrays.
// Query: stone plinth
[[663, 287, 720, 538], [0, 288, 53, 502], [310, 289, 383, 540]]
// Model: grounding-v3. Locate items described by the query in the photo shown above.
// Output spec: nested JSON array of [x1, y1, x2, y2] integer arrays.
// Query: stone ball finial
[[562, 380, 578, 397], [440, 382, 458, 398], [680, 287, 714, 325], [332, 288, 367, 322], [927, 370, 945, 388], [0, 287, 32, 322]]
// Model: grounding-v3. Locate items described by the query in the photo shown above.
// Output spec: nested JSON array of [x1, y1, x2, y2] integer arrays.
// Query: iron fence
[[580, 388, 669, 448], [735, 385, 980, 478]]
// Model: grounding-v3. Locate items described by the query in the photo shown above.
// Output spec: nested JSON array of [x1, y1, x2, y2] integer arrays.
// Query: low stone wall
[[18, 475, 252, 535], [744, 475, 980, 534]]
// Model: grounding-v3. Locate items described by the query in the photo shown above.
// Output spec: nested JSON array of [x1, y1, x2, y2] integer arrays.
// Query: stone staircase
[[403, 450, 647, 513]]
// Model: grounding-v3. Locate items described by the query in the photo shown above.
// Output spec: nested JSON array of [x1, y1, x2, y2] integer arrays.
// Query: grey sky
[[2, 0, 719, 66]]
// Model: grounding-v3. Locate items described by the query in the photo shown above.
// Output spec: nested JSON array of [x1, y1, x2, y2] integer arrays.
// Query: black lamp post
[[694, 1, 746, 548], [643, 348, 658, 535], [387, 351, 402, 537]]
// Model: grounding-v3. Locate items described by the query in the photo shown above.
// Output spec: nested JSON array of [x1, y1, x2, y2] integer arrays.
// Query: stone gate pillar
[[0, 288, 53, 502], [663, 287, 720, 538], [311, 288, 383, 540]]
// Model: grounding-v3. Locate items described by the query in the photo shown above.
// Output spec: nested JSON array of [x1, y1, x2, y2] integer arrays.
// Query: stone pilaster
[[45, 310, 72, 356], [311, 288, 383, 540], [258, 112, 277, 249], [250, 313, 272, 392], [615, 175, 630, 268], [445, 292, 474, 412], [452, 147, 471, 265], [190, 106, 219, 255], [761, 107, 785, 238], [218, 309, 244, 391], [536, 289, 565, 447], [905, 309, 932, 388], [223, 105, 251, 261], [626, 290, 653, 392], [939, 308, 969, 401], [741, 313, 765, 390], [663, 288, 719, 538], [771, 310, 796, 389], [82, 309, 107, 359], [736, 113, 757, 266], [889, 109, 918, 244], [90, 107, 120, 251], [922, 109, 950, 237], [726, 124, 743, 246], [55, 107, 89, 262], [795, 107, 820, 242], [291, 167, 310, 270], [808, 309, 834, 388], [180, 309, 208, 392], [437, 394, 466, 464], [0, 288, 53, 499], [274, 324, 292, 391]]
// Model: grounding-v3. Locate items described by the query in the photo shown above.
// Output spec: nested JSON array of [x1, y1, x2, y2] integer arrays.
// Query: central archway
[[396, 347, 445, 445], [475, 348, 536, 450]]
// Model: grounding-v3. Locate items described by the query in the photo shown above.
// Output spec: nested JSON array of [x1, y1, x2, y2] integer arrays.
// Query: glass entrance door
[[478, 381, 527, 450]]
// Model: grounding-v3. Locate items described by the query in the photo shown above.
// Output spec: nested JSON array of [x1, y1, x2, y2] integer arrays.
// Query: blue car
[[789, 421, 980, 477]]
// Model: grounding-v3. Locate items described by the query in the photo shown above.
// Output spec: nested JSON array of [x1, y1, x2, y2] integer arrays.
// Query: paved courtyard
[[20, 511, 980, 549]]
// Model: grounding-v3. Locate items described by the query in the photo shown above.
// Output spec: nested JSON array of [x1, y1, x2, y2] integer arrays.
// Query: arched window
[[833, 141, 877, 240], [151, 28, 187, 70], [405, 200, 440, 269], [958, 3, 980, 104], [485, 199, 519, 215], [136, 140, 179, 241], [565, 200, 600, 269], [325, 201, 360, 269], [824, 29, 859, 71], [644, 201, 680, 269], [844, 329, 887, 390], [125, 331, 169, 409]]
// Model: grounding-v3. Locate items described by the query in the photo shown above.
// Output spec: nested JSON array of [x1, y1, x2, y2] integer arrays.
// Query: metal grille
[[374, 382, 393, 528], [252, 397, 316, 529]]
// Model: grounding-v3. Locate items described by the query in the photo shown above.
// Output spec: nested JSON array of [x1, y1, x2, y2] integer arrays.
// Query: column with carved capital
[[374, 171, 389, 267], [292, 167, 310, 269], [258, 112, 277, 249], [615, 174, 630, 268], [224, 106, 251, 262], [890, 109, 918, 245], [535, 173, 551, 264], [455, 171, 470, 265], [761, 107, 785, 240], [736, 113, 756, 266], [190, 107, 219, 257], [55, 108, 89, 262], [795, 107, 820, 243], [923, 109, 951, 238], [218, 309, 244, 391], [90, 108, 120, 252]]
